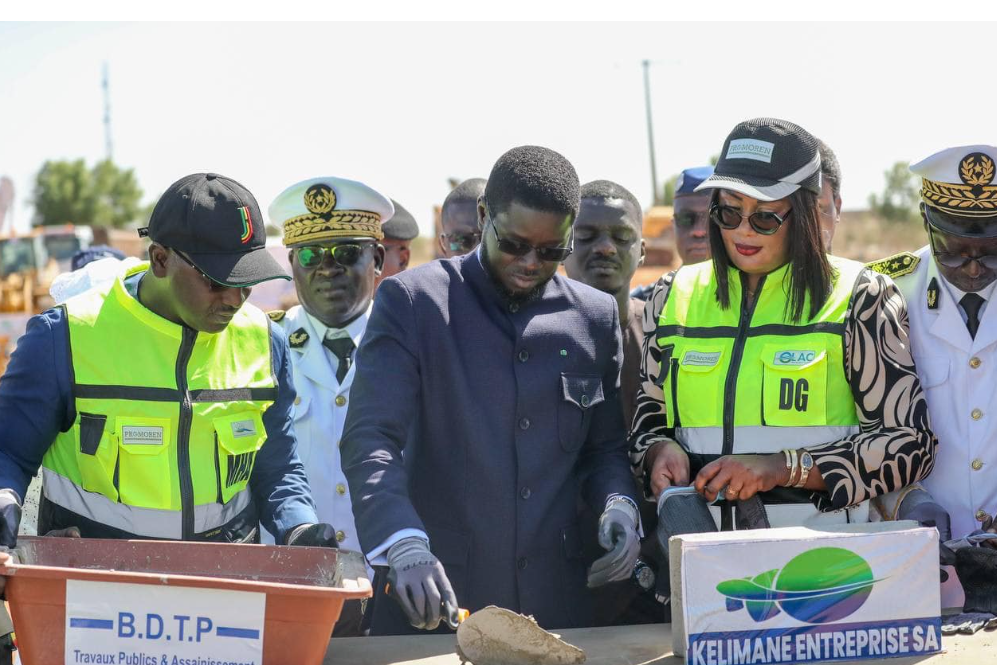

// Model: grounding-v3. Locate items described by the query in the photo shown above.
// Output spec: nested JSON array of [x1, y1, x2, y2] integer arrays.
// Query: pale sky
[[1, 21, 994, 236]]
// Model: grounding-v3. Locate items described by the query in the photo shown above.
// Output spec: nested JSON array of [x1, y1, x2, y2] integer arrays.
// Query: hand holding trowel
[[385, 537, 585, 664]]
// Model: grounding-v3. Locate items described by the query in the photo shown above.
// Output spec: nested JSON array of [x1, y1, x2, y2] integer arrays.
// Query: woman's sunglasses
[[709, 204, 791, 236], [489, 223, 573, 262], [294, 243, 374, 269]]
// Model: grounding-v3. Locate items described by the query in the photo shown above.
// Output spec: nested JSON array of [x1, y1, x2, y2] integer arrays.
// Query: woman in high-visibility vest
[[630, 118, 937, 530]]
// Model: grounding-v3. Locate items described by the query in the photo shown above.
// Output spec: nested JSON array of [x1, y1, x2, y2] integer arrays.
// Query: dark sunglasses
[[171, 248, 228, 291], [673, 210, 709, 228], [441, 231, 482, 253], [928, 231, 997, 271], [294, 243, 373, 269], [488, 222, 573, 262], [710, 204, 791, 236]]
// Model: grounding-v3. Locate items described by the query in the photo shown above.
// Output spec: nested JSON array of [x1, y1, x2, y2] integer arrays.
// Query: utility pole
[[102, 62, 113, 161], [642, 60, 660, 206]]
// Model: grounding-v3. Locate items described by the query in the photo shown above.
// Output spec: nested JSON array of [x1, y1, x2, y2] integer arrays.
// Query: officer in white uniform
[[870, 145, 997, 609], [264, 177, 393, 633]]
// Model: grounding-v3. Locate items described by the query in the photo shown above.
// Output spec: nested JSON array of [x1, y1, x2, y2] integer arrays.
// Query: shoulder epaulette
[[866, 251, 920, 279], [267, 310, 286, 322]]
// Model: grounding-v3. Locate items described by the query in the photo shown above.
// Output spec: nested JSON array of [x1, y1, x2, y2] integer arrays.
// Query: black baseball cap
[[695, 118, 822, 202], [139, 173, 289, 287]]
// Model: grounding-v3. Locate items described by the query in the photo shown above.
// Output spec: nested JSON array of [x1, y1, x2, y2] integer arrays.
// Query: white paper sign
[[65, 580, 265, 665], [676, 525, 941, 665]]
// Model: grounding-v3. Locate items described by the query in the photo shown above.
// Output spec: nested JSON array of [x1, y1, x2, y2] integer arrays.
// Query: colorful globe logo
[[716, 547, 878, 624]]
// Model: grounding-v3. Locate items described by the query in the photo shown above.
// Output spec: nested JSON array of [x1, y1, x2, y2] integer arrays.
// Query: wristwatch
[[794, 451, 814, 488]]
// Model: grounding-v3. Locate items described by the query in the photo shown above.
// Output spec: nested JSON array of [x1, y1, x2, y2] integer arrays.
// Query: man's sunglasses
[[171, 248, 228, 291], [488, 223, 573, 262], [294, 243, 374, 269], [441, 231, 482, 253], [928, 230, 997, 270], [673, 210, 709, 228], [709, 204, 791, 236]]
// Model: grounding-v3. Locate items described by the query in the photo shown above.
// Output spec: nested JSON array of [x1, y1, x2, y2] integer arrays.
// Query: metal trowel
[[455, 606, 586, 665]]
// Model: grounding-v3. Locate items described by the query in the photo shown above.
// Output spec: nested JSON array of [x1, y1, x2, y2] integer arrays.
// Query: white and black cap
[[695, 118, 822, 202]]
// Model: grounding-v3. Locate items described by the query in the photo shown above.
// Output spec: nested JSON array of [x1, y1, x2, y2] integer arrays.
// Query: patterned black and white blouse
[[629, 268, 937, 511]]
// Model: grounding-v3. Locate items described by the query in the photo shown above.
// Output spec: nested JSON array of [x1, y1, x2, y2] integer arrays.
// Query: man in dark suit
[[341, 146, 641, 635]]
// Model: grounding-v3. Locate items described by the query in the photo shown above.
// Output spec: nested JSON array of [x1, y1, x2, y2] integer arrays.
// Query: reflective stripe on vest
[[42, 468, 252, 540], [41, 263, 276, 540], [657, 256, 867, 529]]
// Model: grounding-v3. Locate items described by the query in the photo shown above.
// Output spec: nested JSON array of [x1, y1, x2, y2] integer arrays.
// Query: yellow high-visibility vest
[[41, 262, 276, 540], [656, 256, 867, 528]]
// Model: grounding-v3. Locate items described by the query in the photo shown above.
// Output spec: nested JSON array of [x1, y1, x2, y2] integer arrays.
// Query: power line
[[102, 62, 113, 161]]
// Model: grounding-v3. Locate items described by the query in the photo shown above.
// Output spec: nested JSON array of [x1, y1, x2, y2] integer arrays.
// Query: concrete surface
[[324, 624, 995, 665]]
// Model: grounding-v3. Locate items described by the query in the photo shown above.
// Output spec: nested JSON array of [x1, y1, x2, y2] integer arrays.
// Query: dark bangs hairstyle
[[707, 187, 835, 324]]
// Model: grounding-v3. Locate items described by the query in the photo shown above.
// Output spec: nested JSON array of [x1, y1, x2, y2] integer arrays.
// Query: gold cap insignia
[[282, 183, 384, 246], [922, 152, 997, 217], [304, 184, 337, 215]]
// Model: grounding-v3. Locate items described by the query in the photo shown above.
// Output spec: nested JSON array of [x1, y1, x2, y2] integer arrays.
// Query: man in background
[[266, 176, 393, 634], [631, 166, 713, 301], [671, 166, 714, 266], [563, 179, 661, 625], [439, 178, 486, 257], [818, 139, 843, 252], [377, 199, 418, 286], [563, 180, 645, 427]]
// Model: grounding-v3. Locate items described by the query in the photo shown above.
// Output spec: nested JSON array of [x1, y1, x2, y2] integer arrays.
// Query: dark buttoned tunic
[[342, 251, 637, 633]]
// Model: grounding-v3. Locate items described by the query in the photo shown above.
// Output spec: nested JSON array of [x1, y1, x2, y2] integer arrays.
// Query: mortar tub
[[0, 535, 371, 664]]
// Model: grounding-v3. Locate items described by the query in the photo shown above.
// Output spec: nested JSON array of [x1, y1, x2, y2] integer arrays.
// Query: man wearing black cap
[[376, 199, 419, 287], [0, 173, 338, 575]]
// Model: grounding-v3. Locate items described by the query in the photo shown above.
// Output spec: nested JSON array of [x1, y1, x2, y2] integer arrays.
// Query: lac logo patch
[[304, 184, 337, 215]]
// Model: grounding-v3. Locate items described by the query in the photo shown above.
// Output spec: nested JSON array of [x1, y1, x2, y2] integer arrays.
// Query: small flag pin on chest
[[560, 349, 567, 357]]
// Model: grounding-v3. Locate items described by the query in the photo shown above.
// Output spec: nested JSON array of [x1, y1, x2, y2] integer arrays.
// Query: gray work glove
[[940, 612, 997, 635], [284, 523, 339, 548], [898, 489, 952, 542], [587, 497, 640, 588], [0, 489, 22, 549], [386, 536, 459, 631]]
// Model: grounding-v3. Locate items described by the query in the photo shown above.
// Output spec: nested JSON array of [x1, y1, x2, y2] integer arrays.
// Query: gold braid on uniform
[[922, 153, 997, 217], [866, 252, 919, 279], [284, 211, 384, 244]]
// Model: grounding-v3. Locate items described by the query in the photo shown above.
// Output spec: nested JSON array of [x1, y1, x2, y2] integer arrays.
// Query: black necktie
[[322, 334, 355, 384], [961, 293, 985, 339]]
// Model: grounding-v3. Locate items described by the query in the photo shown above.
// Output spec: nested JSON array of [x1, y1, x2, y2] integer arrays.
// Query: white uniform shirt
[[262, 304, 370, 569], [894, 246, 997, 608]]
